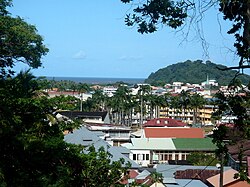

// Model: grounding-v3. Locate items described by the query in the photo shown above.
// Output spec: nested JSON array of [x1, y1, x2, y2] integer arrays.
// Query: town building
[[122, 138, 216, 167]]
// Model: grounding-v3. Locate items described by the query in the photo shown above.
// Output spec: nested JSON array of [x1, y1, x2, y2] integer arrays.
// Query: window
[[164, 154, 168, 161], [133, 154, 136, 160], [181, 154, 186, 160], [175, 154, 179, 160], [146, 154, 149, 160], [169, 154, 172, 160]]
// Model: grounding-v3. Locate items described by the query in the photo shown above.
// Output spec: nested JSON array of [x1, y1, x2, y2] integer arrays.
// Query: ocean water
[[44, 77, 145, 84]]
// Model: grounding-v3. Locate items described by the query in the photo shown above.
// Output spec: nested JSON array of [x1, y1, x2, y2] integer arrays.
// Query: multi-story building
[[159, 105, 217, 126]]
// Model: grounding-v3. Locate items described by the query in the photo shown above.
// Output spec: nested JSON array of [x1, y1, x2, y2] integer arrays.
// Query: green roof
[[172, 138, 217, 151]]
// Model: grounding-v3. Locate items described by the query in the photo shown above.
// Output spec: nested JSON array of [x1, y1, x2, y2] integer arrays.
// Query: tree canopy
[[0, 0, 48, 77], [0, 1, 128, 186], [121, 0, 250, 71], [145, 60, 250, 85]]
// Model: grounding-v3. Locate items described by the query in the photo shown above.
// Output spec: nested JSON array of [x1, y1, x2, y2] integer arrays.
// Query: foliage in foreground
[[0, 71, 128, 187]]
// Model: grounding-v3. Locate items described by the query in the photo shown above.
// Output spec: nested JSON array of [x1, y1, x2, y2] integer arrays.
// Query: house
[[206, 168, 250, 187], [143, 127, 205, 138], [64, 126, 140, 168], [122, 138, 217, 167], [85, 123, 131, 146], [144, 118, 187, 127], [57, 111, 110, 124], [156, 164, 227, 187], [119, 169, 165, 187]]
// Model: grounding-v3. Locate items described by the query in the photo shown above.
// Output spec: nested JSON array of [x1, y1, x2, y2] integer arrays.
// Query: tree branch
[[216, 65, 250, 71]]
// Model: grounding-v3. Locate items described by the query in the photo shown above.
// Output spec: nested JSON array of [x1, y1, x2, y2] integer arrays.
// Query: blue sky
[[10, 0, 242, 78]]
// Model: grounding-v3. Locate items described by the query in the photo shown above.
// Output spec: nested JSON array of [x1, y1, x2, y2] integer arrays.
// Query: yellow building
[[159, 105, 217, 126]]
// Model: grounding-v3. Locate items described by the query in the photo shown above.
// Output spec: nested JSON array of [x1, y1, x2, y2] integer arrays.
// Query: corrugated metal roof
[[135, 170, 151, 179], [64, 127, 140, 168], [167, 179, 208, 187], [172, 138, 217, 151], [123, 138, 176, 150], [156, 164, 232, 187], [144, 118, 187, 127], [144, 127, 204, 138]]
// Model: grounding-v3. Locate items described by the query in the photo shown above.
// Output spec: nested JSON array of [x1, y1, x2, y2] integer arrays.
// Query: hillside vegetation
[[145, 60, 250, 86]]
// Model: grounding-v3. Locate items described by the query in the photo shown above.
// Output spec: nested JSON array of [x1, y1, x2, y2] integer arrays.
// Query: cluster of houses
[[59, 110, 250, 187], [47, 77, 248, 128]]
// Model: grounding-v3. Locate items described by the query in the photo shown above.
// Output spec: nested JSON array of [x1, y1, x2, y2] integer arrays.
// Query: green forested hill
[[145, 60, 250, 86]]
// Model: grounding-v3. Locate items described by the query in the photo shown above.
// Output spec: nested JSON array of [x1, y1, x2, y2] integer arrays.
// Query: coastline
[[41, 76, 145, 84]]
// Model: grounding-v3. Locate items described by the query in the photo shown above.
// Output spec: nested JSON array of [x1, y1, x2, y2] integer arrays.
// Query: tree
[[120, 0, 250, 182], [0, 1, 48, 77], [190, 93, 206, 125], [49, 95, 80, 111], [0, 1, 128, 186], [121, 0, 250, 71], [187, 152, 219, 166]]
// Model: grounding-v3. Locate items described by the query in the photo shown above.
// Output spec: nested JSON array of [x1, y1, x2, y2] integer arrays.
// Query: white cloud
[[73, 50, 87, 59], [118, 55, 143, 61]]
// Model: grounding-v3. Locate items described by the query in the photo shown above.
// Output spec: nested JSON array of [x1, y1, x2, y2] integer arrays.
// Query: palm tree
[[112, 85, 132, 125], [137, 85, 151, 125], [157, 93, 170, 118], [170, 95, 181, 119], [150, 171, 163, 187], [190, 93, 206, 126], [179, 90, 191, 122]]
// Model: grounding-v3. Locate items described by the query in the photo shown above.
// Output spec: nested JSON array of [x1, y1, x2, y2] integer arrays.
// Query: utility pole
[[219, 153, 224, 187]]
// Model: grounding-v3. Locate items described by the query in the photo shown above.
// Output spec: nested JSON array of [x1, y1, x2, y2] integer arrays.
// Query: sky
[[9, 0, 244, 78]]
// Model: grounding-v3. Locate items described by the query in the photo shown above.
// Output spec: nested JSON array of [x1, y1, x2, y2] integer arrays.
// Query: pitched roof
[[122, 138, 216, 151], [206, 168, 250, 187], [172, 138, 217, 151], [175, 169, 219, 183], [144, 127, 204, 138], [122, 138, 176, 150], [119, 169, 139, 184], [166, 179, 208, 187], [58, 111, 108, 121], [156, 164, 231, 187], [64, 126, 140, 168], [144, 118, 187, 127]]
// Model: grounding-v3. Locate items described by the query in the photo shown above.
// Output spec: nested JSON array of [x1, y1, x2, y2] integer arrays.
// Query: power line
[[183, 157, 217, 187]]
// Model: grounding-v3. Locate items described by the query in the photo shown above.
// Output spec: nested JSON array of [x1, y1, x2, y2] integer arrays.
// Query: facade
[[159, 105, 217, 126]]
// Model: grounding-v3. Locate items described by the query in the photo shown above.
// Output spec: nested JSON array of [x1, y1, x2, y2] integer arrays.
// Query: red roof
[[144, 127, 204, 138], [119, 170, 139, 184], [143, 118, 187, 127]]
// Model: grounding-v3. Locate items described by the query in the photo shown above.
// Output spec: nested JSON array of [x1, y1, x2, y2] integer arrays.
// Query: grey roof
[[156, 164, 232, 187], [64, 126, 99, 146], [167, 179, 208, 187], [112, 146, 131, 154], [122, 138, 176, 150], [156, 164, 231, 179], [64, 126, 140, 168], [135, 169, 151, 180]]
